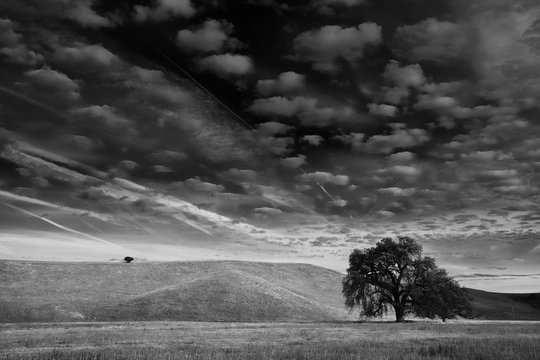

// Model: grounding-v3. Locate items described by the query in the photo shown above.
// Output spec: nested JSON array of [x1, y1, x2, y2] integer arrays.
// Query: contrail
[[0, 85, 70, 123], [171, 214, 213, 236], [2, 202, 125, 250]]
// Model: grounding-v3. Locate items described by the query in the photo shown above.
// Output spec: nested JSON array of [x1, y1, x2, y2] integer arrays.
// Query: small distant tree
[[124, 256, 134, 263], [342, 236, 471, 322]]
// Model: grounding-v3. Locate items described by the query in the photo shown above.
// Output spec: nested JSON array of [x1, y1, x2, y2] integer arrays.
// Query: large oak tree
[[342, 236, 470, 322]]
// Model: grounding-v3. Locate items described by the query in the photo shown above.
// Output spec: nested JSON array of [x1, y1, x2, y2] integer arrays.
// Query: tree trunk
[[394, 304, 405, 323]]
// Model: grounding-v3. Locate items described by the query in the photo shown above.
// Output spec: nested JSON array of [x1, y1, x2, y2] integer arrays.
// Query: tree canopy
[[342, 236, 471, 322]]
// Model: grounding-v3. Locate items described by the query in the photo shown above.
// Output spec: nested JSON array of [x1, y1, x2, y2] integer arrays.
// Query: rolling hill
[[0, 260, 539, 322]]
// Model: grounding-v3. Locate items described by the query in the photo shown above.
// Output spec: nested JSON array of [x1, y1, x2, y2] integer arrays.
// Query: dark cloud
[[393, 18, 469, 62], [197, 53, 253, 77], [176, 19, 242, 53], [133, 0, 195, 22], [290, 23, 382, 72]]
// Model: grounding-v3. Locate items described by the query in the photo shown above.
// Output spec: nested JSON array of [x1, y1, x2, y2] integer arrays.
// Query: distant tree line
[[343, 236, 471, 322]]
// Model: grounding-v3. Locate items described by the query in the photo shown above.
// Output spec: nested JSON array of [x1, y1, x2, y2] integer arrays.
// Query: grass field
[[1, 321, 539, 360]]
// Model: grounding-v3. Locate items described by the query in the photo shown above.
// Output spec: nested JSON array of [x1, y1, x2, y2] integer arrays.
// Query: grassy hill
[[0, 260, 355, 322], [466, 288, 540, 320], [0, 260, 539, 323]]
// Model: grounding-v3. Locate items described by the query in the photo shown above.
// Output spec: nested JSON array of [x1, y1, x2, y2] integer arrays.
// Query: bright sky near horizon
[[0, 0, 539, 292]]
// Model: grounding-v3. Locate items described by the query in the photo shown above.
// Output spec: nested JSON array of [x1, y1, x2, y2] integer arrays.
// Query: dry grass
[[1, 321, 539, 360]]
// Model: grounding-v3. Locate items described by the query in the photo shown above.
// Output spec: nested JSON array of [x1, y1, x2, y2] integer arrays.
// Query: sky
[[0, 0, 539, 292]]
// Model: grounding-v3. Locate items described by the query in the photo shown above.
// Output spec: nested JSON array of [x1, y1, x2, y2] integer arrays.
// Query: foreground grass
[[1, 321, 539, 360]]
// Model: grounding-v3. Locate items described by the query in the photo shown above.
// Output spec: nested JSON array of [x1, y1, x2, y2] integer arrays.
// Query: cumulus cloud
[[375, 210, 395, 218], [255, 122, 294, 136], [0, 19, 43, 66], [291, 23, 382, 72], [388, 151, 416, 162], [176, 19, 240, 53], [394, 18, 467, 62], [173, 177, 225, 192], [476, 169, 518, 181], [368, 103, 398, 117], [71, 105, 131, 128], [124, 66, 191, 109], [279, 155, 306, 168], [256, 71, 305, 96], [414, 95, 458, 111], [0, 0, 113, 28], [53, 43, 119, 72], [461, 151, 498, 161], [301, 135, 324, 146], [364, 126, 429, 154], [146, 150, 188, 165], [221, 168, 258, 183], [331, 133, 365, 151], [329, 199, 348, 207], [64, 0, 113, 28], [383, 60, 426, 88], [134, 0, 195, 22], [249, 96, 317, 117], [249, 96, 354, 127], [17, 67, 80, 101], [197, 53, 253, 77], [377, 187, 416, 197], [324, 0, 365, 5], [254, 207, 283, 216], [385, 165, 422, 178], [298, 171, 349, 185]]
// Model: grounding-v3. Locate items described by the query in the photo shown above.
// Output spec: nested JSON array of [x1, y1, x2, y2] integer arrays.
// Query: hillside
[[0, 260, 355, 322], [0, 260, 539, 323], [466, 288, 540, 321]]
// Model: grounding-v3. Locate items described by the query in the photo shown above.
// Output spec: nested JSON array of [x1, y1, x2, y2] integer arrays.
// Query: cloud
[[393, 18, 468, 62], [254, 207, 283, 216], [173, 177, 225, 192], [197, 53, 253, 77], [64, 0, 113, 28], [377, 187, 416, 197], [249, 96, 317, 117], [364, 127, 429, 154], [279, 155, 306, 168], [249, 96, 354, 126], [291, 23, 382, 72], [328, 199, 348, 207], [375, 210, 395, 218], [461, 151, 498, 161], [476, 169, 518, 181], [71, 105, 131, 128], [388, 151, 416, 162], [383, 60, 426, 88], [368, 103, 398, 117], [221, 168, 258, 183], [17, 67, 80, 102], [134, 0, 195, 22], [300, 135, 324, 146], [176, 19, 240, 53], [255, 122, 294, 136], [385, 165, 422, 178], [256, 71, 305, 96], [331, 132, 365, 151], [324, 0, 365, 5], [146, 150, 188, 165], [0, 18, 43, 66], [414, 95, 458, 111], [298, 171, 349, 186], [53, 43, 119, 72]]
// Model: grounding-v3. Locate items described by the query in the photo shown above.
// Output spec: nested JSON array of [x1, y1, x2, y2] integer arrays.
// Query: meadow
[[1, 321, 539, 360]]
